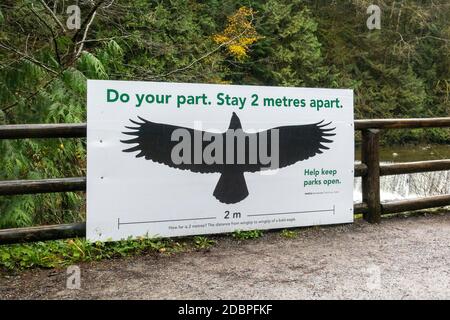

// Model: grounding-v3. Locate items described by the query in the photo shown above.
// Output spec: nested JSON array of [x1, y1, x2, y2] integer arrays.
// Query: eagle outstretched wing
[[120, 114, 335, 173], [270, 120, 336, 170], [121, 116, 222, 173]]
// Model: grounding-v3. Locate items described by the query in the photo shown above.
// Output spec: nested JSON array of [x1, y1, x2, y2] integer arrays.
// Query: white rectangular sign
[[87, 80, 354, 241]]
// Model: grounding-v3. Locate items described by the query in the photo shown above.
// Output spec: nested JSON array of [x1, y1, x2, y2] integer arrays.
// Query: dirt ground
[[1, 213, 449, 300]]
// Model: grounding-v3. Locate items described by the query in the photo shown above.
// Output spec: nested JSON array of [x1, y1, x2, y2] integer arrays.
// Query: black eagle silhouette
[[121, 112, 335, 204]]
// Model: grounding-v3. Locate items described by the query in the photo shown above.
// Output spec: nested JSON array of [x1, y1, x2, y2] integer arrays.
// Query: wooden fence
[[0, 118, 450, 244]]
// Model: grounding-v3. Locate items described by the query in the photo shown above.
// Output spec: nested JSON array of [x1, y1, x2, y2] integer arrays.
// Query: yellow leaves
[[239, 37, 259, 46], [213, 6, 262, 61], [228, 45, 247, 59], [212, 34, 229, 44]]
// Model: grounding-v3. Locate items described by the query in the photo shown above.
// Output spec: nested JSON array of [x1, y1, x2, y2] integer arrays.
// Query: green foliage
[[249, 1, 328, 87], [193, 236, 216, 249], [78, 52, 108, 79], [354, 214, 364, 220], [232, 229, 264, 240], [280, 229, 298, 239], [0, 237, 186, 271]]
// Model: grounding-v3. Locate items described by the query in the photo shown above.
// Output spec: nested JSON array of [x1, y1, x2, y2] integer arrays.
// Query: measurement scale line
[[118, 216, 217, 228], [247, 208, 334, 217]]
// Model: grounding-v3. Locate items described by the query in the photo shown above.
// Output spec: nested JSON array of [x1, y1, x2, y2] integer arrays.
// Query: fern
[[62, 68, 87, 94], [78, 51, 108, 80]]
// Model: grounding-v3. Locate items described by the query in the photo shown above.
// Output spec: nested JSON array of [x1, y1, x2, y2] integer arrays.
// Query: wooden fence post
[[361, 129, 381, 223]]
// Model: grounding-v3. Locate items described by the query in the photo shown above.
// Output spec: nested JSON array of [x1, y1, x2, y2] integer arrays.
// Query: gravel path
[[1, 213, 450, 300]]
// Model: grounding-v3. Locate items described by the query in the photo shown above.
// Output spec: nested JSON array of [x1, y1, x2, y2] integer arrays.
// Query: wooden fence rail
[[0, 117, 449, 244], [0, 177, 86, 196]]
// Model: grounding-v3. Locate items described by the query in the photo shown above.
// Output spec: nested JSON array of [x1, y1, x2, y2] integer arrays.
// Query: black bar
[[354, 117, 450, 130], [354, 202, 368, 214], [0, 222, 86, 244], [354, 163, 367, 177], [0, 123, 86, 139], [0, 177, 86, 196], [381, 194, 450, 214], [380, 160, 450, 176]]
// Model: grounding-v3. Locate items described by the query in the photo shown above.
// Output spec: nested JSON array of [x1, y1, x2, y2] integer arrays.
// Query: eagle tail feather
[[213, 170, 249, 204]]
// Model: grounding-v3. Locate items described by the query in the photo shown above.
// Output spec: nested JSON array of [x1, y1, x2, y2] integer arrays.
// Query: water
[[354, 144, 450, 202]]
